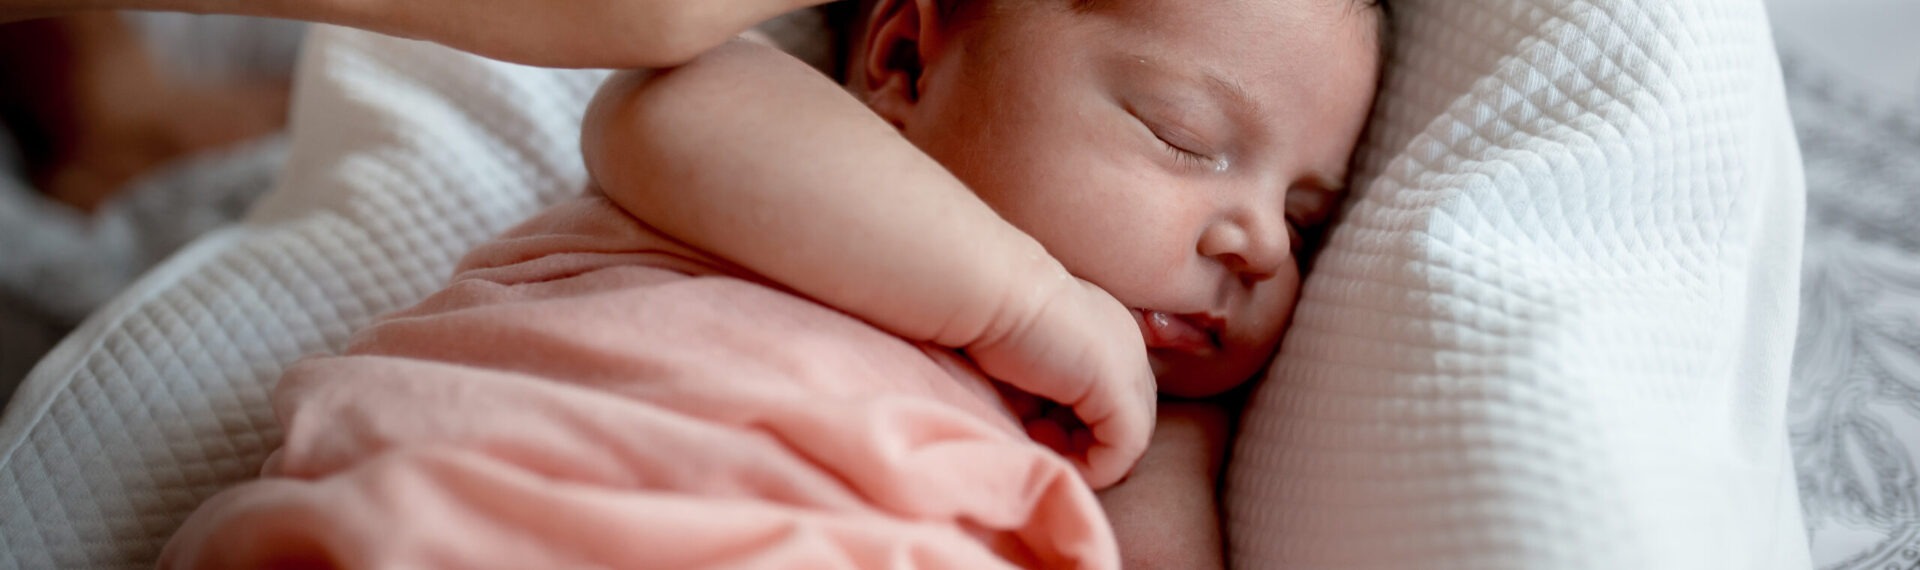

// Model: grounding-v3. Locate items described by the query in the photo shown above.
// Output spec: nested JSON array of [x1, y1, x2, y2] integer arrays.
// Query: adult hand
[[0, 0, 831, 68]]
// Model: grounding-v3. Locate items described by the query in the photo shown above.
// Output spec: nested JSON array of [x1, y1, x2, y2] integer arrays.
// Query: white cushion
[[1224, 0, 1811, 568]]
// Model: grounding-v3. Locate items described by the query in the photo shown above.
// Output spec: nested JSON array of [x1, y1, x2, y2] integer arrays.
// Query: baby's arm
[[581, 41, 1154, 488]]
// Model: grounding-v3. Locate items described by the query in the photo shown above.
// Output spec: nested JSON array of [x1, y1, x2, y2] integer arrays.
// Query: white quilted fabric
[[1225, 0, 1811, 568], [0, 1, 1810, 567]]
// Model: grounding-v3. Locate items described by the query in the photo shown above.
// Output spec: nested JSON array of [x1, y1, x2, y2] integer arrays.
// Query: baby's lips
[[1134, 309, 1220, 354]]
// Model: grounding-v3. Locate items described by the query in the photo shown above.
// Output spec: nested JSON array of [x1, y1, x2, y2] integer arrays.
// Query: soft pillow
[[1224, 0, 1810, 568]]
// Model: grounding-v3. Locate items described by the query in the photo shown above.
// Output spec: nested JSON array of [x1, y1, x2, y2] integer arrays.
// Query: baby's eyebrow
[[1124, 52, 1259, 118], [1198, 70, 1259, 118]]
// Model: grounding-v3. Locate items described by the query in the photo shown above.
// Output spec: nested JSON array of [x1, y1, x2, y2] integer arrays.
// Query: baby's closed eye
[[1119, 93, 1234, 174]]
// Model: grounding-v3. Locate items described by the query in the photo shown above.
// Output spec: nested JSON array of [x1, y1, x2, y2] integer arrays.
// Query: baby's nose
[[1197, 211, 1290, 284], [1218, 253, 1277, 285]]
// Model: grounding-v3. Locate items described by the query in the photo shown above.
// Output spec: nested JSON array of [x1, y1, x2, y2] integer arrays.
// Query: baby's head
[[842, 0, 1385, 397]]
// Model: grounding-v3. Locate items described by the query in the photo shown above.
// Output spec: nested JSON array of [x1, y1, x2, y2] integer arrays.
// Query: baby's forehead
[[1068, 0, 1386, 43], [1040, 0, 1385, 67]]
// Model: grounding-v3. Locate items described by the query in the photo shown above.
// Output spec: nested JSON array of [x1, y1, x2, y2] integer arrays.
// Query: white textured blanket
[[1225, 0, 1810, 568], [0, 1, 1812, 567]]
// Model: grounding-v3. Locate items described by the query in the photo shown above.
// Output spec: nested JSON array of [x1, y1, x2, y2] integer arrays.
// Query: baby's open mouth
[[1132, 309, 1224, 354]]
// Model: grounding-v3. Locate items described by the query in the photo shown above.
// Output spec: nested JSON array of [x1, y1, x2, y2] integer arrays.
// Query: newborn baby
[[586, 0, 1382, 561], [162, 0, 1383, 567]]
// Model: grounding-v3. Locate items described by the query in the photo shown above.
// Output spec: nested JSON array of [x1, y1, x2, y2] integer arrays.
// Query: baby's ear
[[859, 0, 943, 126]]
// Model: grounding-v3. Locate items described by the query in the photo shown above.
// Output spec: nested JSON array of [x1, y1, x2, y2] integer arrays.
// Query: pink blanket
[[161, 194, 1118, 569]]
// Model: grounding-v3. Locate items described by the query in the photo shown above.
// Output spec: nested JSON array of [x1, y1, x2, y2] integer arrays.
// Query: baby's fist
[[967, 278, 1156, 489]]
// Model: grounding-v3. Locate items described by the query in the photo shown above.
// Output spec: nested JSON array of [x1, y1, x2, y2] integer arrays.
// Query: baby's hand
[[968, 278, 1156, 489]]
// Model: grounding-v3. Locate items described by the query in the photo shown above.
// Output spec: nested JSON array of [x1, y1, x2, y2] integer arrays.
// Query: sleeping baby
[[162, 0, 1384, 567]]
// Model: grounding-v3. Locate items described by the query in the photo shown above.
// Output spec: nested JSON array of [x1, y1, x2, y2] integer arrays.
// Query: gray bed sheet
[[1769, 0, 1920, 566]]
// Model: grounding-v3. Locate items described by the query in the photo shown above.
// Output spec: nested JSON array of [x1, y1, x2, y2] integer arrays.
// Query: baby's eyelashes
[[1124, 99, 1232, 174], [1157, 138, 1230, 173], [1144, 124, 1228, 172]]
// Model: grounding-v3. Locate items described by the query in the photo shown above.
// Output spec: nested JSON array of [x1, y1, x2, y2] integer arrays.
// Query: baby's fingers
[[1001, 364, 1149, 488], [972, 283, 1157, 489], [1052, 356, 1155, 489]]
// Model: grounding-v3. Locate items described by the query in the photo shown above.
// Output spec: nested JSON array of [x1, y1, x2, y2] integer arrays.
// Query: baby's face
[[870, 0, 1382, 396]]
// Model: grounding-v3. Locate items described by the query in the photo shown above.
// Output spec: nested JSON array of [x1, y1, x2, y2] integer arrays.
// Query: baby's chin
[[1149, 348, 1268, 399]]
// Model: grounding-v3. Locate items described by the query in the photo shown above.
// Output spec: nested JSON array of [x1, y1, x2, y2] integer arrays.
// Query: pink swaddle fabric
[[159, 194, 1117, 569]]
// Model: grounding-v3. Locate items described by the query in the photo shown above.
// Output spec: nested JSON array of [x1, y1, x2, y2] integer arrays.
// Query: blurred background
[[1762, 1, 1920, 568], [0, 13, 304, 394]]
